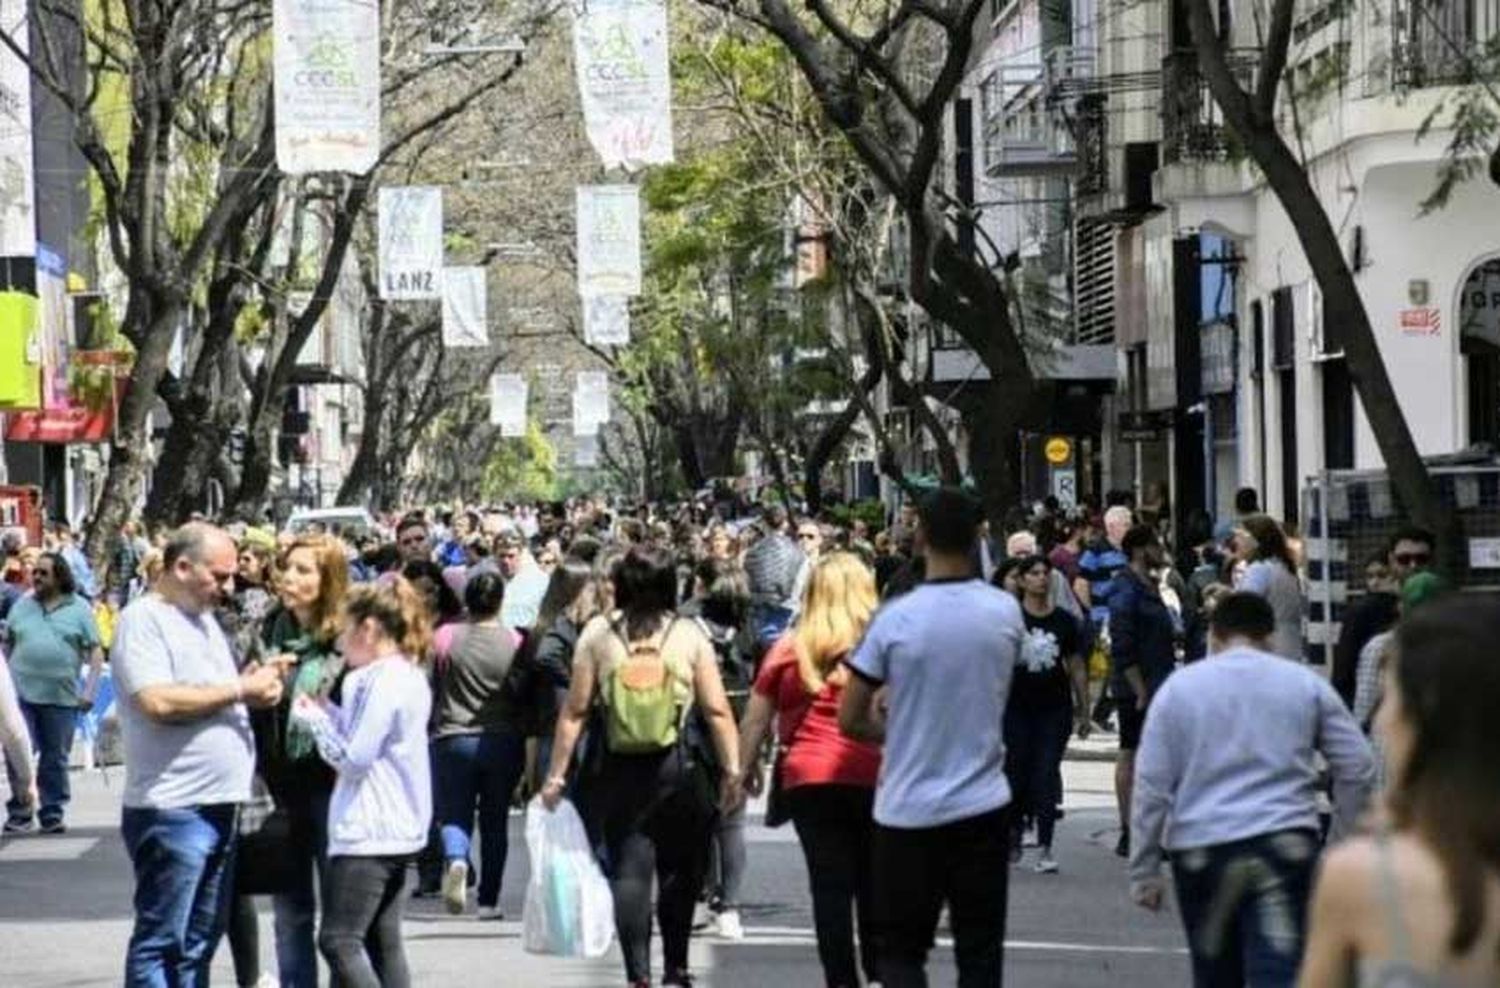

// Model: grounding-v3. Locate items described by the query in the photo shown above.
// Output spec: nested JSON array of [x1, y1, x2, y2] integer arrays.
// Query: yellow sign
[[1044, 436, 1072, 465]]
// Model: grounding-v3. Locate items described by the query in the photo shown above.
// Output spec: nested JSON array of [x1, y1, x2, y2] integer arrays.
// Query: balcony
[[1160, 49, 1259, 164], [1073, 94, 1108, 196], [1392, 0, 1500, 87], [983, 64, 1076, 177]]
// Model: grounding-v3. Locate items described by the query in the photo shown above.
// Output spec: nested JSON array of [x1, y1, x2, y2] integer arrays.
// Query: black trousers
[[872, 806, 1012, 988], [318, 854, 411, 988], [787, 784, 879, 988], [598, 748, 715, 985]]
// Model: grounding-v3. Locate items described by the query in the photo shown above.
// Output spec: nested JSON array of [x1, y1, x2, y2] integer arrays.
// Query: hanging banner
[[574, 433, 600, 468], [378, 187, 443, 299], [576, 186, 641, 297], [273, 0, 381, 175], [572, 0, 674, 170], [572, 370, 610, 436], [0, 291, 40, 409], [0, 0, 35, 256], [441, 266, 488, 347], [489, 372, 528, 437], [582, 294, 630, 346]]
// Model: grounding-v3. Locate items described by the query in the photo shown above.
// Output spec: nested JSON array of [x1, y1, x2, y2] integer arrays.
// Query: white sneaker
[[442, 860, 468, 915], [1034, 852, 1059, 874], [253, 975, 277, 988], [476, 905, 504, 921], [714, 908, 744, 941], [692, 900, 714, 931]]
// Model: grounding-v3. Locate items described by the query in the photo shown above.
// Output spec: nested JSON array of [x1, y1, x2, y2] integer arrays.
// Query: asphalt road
[[0, 758, 1190, 986]]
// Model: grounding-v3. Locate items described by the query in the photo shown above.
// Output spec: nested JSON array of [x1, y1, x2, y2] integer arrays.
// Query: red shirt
[[752, 637, 881, 791]]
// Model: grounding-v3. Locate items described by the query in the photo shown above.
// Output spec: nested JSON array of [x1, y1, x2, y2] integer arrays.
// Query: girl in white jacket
[[291, 579, 433, 988]]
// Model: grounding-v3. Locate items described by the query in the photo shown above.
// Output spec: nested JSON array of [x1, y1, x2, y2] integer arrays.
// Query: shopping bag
[[522, 796, 615, 958]]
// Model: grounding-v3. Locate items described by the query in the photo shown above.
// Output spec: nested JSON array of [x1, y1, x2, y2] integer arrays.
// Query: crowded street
[[2, 0, 1500, 982], [3, 750, 1187, 986]]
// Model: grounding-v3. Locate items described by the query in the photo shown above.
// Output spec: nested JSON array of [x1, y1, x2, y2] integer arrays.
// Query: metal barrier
[[1303, 464, 1500, 664]]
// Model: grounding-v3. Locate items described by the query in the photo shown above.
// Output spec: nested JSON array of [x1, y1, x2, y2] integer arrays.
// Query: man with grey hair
[[112, 523, 284, 986]]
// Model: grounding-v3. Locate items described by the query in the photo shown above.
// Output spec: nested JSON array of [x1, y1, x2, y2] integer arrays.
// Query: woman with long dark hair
[[541, 547, 741, 988], [1299, 596, 1500, 986], [515, 559, 600, 779], [1234, 514, 1306, 662]]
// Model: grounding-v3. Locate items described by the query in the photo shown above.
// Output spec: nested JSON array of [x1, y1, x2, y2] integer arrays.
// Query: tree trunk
[[1185, 0, 1454, 569], [83, 303, 186, 575]]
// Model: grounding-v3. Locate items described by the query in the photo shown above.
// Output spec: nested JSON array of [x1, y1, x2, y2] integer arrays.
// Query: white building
[[970, 0, 1500, 530]]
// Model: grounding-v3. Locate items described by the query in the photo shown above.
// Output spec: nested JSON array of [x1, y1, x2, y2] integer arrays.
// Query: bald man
[[113, 523, 284, 986]]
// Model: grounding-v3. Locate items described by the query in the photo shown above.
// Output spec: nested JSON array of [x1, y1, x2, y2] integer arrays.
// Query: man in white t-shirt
[[112, 523, 283, 987], [841, 487, 1024, 986]]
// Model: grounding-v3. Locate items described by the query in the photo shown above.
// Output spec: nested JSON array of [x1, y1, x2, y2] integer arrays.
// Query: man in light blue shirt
[[1129, 592, 1373, 988], [841, 487, 1023, 987]]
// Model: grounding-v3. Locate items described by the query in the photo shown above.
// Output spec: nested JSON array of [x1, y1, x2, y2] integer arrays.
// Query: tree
[[697, 0, 1044, 523], [1184, 0, 1453, 564]]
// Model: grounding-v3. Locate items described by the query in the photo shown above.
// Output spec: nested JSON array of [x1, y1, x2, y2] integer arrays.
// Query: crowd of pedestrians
[[0, 486, 1498, 988]]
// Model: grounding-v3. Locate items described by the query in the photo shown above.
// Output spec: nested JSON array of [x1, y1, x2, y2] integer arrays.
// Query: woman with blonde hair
[[291, 578, 433, 988], [257, 534, 351, 987], [738, 552, 883, 988]]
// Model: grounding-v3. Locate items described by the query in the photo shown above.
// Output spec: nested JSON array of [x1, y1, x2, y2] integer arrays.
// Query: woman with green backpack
[[541, 546, 742, 988]]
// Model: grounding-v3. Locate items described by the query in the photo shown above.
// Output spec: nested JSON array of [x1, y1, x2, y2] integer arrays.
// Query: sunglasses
[[1393, 552, 1431, 566], [798, 531, 819, 541]]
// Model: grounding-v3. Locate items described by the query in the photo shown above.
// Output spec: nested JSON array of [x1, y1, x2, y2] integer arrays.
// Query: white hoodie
[[292, 655, 432, 857]]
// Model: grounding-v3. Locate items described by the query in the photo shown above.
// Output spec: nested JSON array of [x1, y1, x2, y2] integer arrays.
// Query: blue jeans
[[121, 803, 238, 988], [6, 700, 78, 827], [272, 790, 330, 988], [1170, 829, 1319, 988], [433, 730, 527, 907]]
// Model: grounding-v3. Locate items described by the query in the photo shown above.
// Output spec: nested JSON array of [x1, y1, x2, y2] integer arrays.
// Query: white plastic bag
[[522, 796, 615, 958]]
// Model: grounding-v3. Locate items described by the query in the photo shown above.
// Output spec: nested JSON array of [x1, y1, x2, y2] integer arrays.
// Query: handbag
[[234, 776, 302, 896]]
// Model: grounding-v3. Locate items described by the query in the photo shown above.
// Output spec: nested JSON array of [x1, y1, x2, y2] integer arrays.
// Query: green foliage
[[825, 498, 886, 531], [480, 419, 559, 502]]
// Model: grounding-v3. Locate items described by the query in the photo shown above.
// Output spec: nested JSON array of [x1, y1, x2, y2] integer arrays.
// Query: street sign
[[1051, 467, 1077, 507], [1044, 436, 1072, 465], [1118, 409, 1173, 443]]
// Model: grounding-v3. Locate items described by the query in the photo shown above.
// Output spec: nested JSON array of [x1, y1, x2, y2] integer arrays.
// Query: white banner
[[441, 267, 488, 348], [572, 370, 610, 436], [576, 186, 641, 297], [489, 372, 528, 437], [574, 433, 600, 468], [274, 0, 381, 175], [582, 294, 630, 346], [378, 187, 443, 299], [0, 0, 35, 256], [572, 0, 674, 170]]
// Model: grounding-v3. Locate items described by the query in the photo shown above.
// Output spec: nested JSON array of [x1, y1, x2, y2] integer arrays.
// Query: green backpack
[[601, 617, 693, 755]]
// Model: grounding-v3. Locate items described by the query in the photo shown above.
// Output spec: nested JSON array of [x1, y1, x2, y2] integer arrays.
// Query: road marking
[[725, 926, 1187, 955], [0, 836, 100, 861]]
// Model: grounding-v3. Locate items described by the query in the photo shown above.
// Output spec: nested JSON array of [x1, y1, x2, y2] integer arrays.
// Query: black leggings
[[787, 784, 878, 988], [597, 749, 714, 985], [318, 854, 411, 988], [227, 895, 260, 987]]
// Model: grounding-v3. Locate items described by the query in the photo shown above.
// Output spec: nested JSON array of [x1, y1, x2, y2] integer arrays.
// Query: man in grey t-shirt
[[112, 523, 283, 987], [842, 488, 1023, 987]]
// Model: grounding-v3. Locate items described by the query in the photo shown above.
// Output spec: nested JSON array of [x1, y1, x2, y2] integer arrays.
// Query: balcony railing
[[1393, 0, 1500, 87], [1160, 48, 1259, 165]]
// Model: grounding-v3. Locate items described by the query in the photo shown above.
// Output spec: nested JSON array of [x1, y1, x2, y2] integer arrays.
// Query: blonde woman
[[291, 579, 433, 988], [738, 552, 883, 988]]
